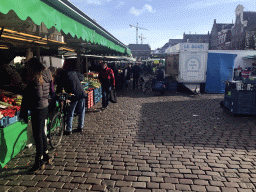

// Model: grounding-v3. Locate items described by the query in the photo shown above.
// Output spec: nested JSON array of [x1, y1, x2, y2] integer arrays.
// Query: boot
[[28, 155, 45, 174], [43, 150, 52, 165]]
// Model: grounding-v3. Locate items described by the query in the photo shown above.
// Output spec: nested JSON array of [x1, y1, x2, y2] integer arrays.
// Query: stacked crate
[[223, 82, 256, 115], [93, 87, 102, 104], [229, 89, 256, 115], [86, 89, 94, 109]]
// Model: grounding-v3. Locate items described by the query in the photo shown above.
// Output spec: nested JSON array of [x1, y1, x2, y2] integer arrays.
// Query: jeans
[[133, 77, 139, 89], [66, 98, 85, 132], [102, 86, 111, 108], [31, 107, 48, 157]]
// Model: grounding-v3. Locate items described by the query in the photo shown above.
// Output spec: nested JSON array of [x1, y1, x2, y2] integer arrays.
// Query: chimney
[[214, 19, 216, 24]]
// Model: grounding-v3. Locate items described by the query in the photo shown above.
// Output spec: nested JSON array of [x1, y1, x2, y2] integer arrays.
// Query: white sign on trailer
[[165, 43, 209, 83]]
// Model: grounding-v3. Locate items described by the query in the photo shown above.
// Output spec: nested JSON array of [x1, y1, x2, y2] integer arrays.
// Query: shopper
[[21, 58, 53, 173], [132, 62, 142, 90], [156, 65, 165, 81], [98, 62, 115, 110], [124, 63, 132, 87], [55, 59, 86, 135]]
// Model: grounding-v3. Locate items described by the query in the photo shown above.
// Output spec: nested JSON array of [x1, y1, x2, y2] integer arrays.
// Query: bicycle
[[142, 75, 154, 94], [47, 92, 74, 148], [142, 75, 167, 96]]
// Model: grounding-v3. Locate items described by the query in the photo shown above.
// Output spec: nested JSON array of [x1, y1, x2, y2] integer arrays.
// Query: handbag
[[110, 89, 117, 103]]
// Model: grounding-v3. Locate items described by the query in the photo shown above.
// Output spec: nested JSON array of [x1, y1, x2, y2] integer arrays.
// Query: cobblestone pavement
[[1, 83, 256, 192]]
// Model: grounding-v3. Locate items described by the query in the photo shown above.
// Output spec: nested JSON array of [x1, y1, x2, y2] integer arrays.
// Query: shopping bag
[[110, 89, 117, 103]]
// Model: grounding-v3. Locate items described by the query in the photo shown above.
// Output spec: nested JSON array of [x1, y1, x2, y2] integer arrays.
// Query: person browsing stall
[[20, 58, 53, 173], [55, 59, 86, 135], [98, 62, 115, 110]]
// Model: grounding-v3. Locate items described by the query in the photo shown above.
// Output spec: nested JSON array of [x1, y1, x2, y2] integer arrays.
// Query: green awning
[[0, 0, 131, 55]]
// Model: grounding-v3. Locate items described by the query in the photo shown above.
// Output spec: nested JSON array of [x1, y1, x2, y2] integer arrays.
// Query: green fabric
[[0, 122, 28, 168], [0, 0, 131, 55]]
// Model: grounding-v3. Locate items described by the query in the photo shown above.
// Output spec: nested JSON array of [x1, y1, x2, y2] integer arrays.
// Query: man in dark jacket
[[98, 62, 115, 110], [55, 59, 86, 135], [132, 63, 142, 90]]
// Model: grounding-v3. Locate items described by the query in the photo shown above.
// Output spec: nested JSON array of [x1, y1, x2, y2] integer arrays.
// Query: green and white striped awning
[[0, 0, 131, 56]]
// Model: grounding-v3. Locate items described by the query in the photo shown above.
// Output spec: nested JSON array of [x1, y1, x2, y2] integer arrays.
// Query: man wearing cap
[[98, 62, 115, 110]]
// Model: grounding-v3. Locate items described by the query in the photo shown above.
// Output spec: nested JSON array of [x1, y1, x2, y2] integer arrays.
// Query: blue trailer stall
[[205, 53, 237, 93]]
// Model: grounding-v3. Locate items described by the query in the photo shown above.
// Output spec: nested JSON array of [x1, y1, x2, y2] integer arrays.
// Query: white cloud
[[116, 1, 125, 8], [186, 0, 248, 10], [130, 4, 156, 16], [87, 0, 101, 5]]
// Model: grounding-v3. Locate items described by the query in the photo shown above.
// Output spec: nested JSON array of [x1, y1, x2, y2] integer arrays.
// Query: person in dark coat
[[55, 59, 86, 135], [22, 58, 53, 173], [132, 63, 142, 90], [124, 64, 132, 87], [98, 62, 115, 110], [156, 65, 165, 81]]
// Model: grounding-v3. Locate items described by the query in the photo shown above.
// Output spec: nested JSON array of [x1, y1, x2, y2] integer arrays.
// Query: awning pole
[[77, 49, 82, 73], [35, 47, 40, 61], [26, 48, 33, 62], [0, 27, 4, 39], [86, 56, 88, 79]]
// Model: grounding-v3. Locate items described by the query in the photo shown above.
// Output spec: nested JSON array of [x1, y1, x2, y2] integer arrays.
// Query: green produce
[[0, 101, 12, 107]]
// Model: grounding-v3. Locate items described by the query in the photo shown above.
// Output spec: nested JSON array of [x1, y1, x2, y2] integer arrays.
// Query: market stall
[[0, 90, 24, 168], [0, 0, 131, 168], [221, 55, 256, 115], [83, 72, 102, 109]]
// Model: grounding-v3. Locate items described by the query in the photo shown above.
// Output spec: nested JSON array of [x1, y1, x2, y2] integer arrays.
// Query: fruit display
[[0, 90, 22, 121], [0, 93, 22, 106], [85, 72, 99, 78], [89, 79, 101, 89], [0, 105, 21, 118], [84, 76, 101, 89]]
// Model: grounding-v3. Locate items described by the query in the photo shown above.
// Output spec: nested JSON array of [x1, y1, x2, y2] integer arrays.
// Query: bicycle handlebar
[[55, 93, 75, 101]]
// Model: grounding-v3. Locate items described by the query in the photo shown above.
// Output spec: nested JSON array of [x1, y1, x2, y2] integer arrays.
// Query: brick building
[[231, 4, 256, 50], [210, 19, 234, 50], [183, 32, 210, 43], [128, 44, 151, 61]]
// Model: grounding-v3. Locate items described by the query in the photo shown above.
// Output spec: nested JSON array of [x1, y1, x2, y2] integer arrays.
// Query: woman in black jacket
[[23, 58, 53, 173]]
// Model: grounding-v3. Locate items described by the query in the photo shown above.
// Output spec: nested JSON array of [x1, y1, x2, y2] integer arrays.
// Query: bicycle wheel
[[49, 111, 64, 148], [143, 81, 152, 94]]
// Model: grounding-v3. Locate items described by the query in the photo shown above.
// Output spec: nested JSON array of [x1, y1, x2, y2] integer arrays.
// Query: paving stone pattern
[[1, 82, 256, 192]]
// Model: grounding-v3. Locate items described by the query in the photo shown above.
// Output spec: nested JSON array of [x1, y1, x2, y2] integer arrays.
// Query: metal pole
[[77, 49, 81, 73], [86, 56, 88, 79], [136, 28, 138, 44]]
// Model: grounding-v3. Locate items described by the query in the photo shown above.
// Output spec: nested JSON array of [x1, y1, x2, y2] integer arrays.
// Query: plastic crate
[[0, 111, 20, 128], [86, 90, 94, 108], [230, 105, 255, 115], [230, 89, 256, 99]]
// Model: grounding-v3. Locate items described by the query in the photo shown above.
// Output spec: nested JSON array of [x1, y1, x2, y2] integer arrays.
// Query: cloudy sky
[[68, 0, 256, 50]]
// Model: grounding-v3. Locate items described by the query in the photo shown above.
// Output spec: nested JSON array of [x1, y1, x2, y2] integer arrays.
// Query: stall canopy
[[0, 0, 131, 56], [205, 53, 237, 93]]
